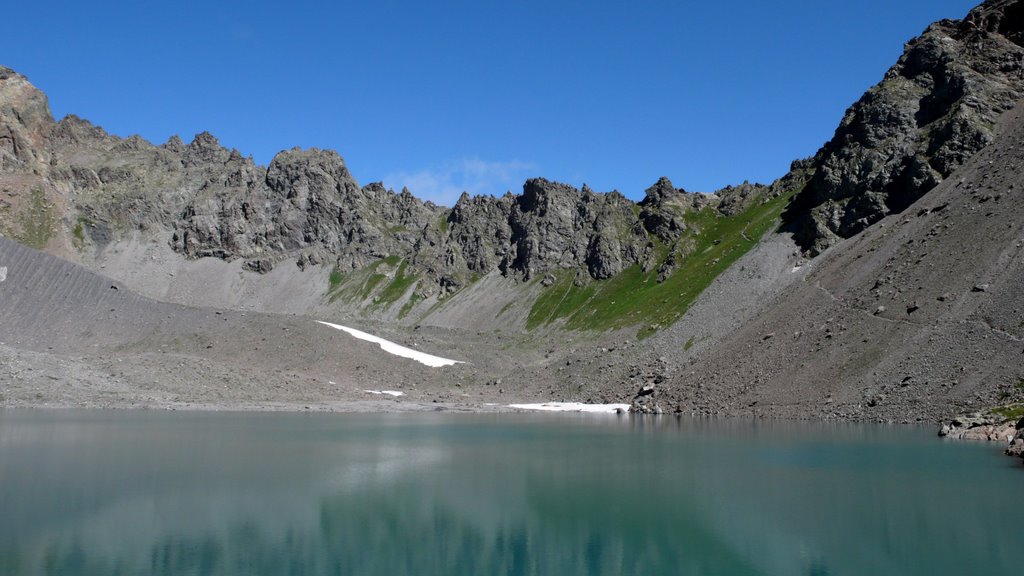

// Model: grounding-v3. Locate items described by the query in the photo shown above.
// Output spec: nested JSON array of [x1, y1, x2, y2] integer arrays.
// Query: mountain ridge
[[1, 61, 801, 330], [1, 0, 1023, 438]]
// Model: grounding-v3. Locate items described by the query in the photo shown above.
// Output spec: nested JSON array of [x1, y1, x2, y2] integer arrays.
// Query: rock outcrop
[[939, 412, 1018, 441], [1007, 419, 1024, 459], [630, 384, 663, 415], [786, 0, 1024, 254]]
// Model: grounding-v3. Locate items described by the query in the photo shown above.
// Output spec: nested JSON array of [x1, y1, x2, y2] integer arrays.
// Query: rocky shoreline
[[940, 410, 1024, 464]]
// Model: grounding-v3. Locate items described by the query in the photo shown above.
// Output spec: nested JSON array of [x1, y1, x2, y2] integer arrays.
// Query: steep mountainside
[[786, 0, 1024, 254], [663, 101, 1024, 422]]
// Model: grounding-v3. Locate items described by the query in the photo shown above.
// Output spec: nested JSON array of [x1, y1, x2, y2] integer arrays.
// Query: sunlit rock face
[[786, 0, 1024, 254]]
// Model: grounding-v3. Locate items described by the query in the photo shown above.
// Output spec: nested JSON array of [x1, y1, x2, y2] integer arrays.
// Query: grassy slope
[[325, 256, 420, 313], [321, 190, 794, 334], [527, 190, 796, 338]]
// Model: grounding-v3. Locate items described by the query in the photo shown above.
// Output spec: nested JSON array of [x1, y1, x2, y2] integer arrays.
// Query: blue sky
[[8, 0, 979, 205]]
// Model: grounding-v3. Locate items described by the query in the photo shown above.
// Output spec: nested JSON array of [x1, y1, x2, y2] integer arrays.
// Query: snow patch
[[508, 402, 631, 414], [791, 266, 803, 273], [317, 321, 463, 367], [0, 266, 6, 282], [364, 390, 405, 397]]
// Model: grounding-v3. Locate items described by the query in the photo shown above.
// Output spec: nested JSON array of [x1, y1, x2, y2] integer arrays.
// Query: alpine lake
[[1, 409, 1020, 575]]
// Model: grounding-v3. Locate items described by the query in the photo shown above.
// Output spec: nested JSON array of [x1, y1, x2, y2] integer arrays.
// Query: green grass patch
[[327, 257, 404, 304], [990, 404, 1024, 422], [376, 261, 418, 308], [327, 266, 346, 293], [526, 273, 596, 330], [438, 211, 450, 235], [7, 189, 56, 249], [71, 216, 92, 250], [359, 273, 387, 300], [398, 292, 423, 320], [526, 189, 796, 338], [683, 337, 695, 351]]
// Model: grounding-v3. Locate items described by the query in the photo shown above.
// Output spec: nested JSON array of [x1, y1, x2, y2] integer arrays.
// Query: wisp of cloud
[[383, 158, 535, 206]]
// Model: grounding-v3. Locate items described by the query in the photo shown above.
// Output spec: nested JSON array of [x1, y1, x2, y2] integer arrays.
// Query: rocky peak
[[0, 67, 50, 126], [184, 131, 231, 165], [637, 177, 719, 242], [965, 0, 1024, 43], [715, 181, 765, 216], [161, 134, 186, 153], [787, 0, 1024, 254], [189, 131, 221, 150], [0, 67, 53, 168], [52, 114, 111, 147], [639, 176, 681, 207], [505, 178, 648, 280], [265, 147, 359, 200], [517, 177, 580, 216]]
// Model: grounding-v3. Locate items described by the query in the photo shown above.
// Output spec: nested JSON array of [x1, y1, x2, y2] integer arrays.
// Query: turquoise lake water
[[0, 409, 1020, 575]]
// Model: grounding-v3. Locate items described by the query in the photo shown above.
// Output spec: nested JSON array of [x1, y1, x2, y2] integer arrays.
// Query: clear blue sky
[[8, 0, 979, 205]]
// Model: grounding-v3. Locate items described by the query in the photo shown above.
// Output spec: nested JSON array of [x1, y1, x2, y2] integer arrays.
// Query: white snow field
[[317, 321, 463, 367]]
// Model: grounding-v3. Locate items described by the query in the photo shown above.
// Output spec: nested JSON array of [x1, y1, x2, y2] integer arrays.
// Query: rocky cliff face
[[0, 66, 781, 303], [0, 66, 62, 252], [787, 0, 1024, 254]]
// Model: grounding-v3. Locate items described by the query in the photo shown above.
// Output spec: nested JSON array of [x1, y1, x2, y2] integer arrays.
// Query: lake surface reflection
[[1, 410, 1020, 575]]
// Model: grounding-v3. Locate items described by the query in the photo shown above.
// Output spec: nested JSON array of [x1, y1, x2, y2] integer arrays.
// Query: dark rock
[[242, 259, 275, 274], [630, 384, 662, 414], [786, 0, 1024, 254], [1006, 437, 1024, 458]]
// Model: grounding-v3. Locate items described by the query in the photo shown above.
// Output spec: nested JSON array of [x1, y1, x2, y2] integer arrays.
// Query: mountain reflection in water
[[0, 410, 1019, 575]]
